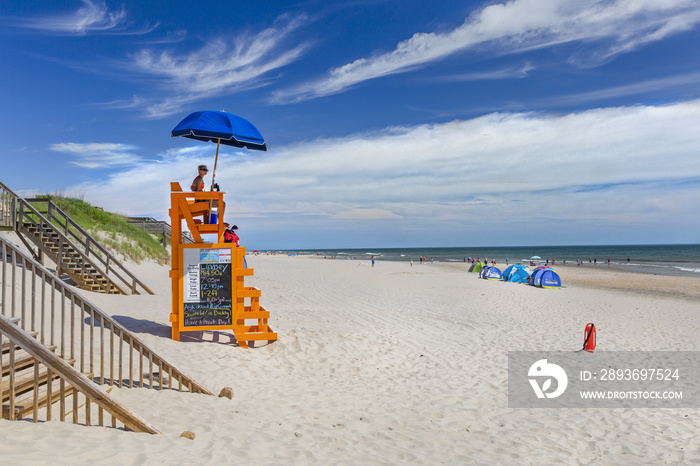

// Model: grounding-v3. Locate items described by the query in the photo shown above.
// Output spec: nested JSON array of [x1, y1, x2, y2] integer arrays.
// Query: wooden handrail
[[1, 237, 215, 397], [24, 198, 154, 295], [16, 201, 129, 295], [127, 217, 195, 245], [0, 314, 161, 433], [0, 181, 18, 231]]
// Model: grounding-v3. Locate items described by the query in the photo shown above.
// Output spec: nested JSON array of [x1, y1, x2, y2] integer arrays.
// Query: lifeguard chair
[[168, 182, 277, 348]]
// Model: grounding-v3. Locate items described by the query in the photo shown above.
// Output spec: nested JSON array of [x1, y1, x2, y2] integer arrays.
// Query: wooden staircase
[[1, 315, 159, 431], [20, 220, 124, 294], [1, 238, 219, 433], [0, 181, 154, 295], [1, 318, 76, 421]]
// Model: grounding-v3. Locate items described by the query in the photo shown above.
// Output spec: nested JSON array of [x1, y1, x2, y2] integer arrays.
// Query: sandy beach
[[2, 252, 699, 464]]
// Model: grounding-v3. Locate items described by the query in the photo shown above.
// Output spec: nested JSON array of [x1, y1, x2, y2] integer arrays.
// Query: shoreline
[[295, 254, 700, 300]]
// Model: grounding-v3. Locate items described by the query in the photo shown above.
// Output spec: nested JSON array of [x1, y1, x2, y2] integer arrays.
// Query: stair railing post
[[57, 238, 64, 276], [11, 194, 17, 230]]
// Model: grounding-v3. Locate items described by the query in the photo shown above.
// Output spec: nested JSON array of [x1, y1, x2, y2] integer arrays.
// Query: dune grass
[[37, 195, 170, 264]]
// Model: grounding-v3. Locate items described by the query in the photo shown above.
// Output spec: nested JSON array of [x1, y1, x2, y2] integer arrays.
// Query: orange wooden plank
[[177, 198, 202, 243]]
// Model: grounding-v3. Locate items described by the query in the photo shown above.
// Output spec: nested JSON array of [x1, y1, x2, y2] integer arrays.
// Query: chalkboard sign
[[182, 248, 233, 327]]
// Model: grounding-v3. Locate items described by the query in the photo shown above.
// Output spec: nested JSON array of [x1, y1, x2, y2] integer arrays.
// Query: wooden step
[[1, 345, 58, 377], [2, 331, 39, 353], [1, 365, 62, 402], [2, 375, 79, 420]]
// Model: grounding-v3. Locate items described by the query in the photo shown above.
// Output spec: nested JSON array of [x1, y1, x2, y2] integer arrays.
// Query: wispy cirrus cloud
[[119, 14, 311, 119], [432, 63, 535, 83], [50, 142, 142, 168], [10, 0, 156, 35], [272, 0, 700, 104], [543, 70, 700, 107]]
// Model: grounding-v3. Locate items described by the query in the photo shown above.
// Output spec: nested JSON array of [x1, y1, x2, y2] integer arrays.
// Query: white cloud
[[13, 0, 154, 35], [65, 100, 700, 247], [125, 14, 310, 118], [335, 209, 402, 220], [544, 70, 700, 106], [50, 142, 142, 168], [272, 0, 700, 103]]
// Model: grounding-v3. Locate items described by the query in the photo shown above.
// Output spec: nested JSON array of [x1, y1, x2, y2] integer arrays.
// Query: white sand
[[2, 254, 699, 464]]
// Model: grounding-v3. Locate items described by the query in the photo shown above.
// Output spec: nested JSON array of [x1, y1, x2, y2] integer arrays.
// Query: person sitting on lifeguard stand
[[191, 164, 225, 223]]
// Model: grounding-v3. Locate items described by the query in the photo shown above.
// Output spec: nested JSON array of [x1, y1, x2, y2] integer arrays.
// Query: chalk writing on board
[[183, 260, 232, 327]]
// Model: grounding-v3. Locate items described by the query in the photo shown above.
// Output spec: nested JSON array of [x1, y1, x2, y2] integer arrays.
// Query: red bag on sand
[[583, 323, 596, 352]]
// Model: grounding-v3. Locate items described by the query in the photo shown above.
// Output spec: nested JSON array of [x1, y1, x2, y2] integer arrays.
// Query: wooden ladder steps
[[2, 345, 59, 377], [2, 368, 80, 420], [1, 330, 39, 352]]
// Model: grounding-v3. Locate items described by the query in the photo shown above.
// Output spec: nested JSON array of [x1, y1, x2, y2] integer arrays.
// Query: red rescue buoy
[[583, 323, 596, 352]]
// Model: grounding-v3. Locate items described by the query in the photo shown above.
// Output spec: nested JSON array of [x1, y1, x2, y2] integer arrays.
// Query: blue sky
[[2, 0, 700, 249]]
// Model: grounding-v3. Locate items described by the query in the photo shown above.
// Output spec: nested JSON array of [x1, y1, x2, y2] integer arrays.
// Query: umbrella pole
[[211, 138, 221, 191], [208, 138, 221, 226]]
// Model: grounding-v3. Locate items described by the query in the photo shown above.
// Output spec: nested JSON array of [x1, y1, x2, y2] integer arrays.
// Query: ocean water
[[292, 244, 700, 277]]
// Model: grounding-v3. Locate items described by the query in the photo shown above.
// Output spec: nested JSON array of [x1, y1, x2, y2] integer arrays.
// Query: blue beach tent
[[502, 264, 528, 280], [501, 265, 517, 279], [530, 268, 548, 286], [480, 266, 491, 279], [485, 267, 502, 280], [539, 270, 562, 289], [507, 268, 530, 283]]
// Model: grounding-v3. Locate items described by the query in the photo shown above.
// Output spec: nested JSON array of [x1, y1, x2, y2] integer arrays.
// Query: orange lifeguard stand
[[168, 182, 277, 348]]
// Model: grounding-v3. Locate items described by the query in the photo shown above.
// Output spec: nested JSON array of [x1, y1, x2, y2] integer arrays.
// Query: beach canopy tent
[[469, 262, 484, 273], [529, 268, 546, 286], [506, 268, 530, 283], [539, 270, 562, 289], [530, 267, 561, 288], [485, 267, 502, 280], [502, 264, 530, 280]]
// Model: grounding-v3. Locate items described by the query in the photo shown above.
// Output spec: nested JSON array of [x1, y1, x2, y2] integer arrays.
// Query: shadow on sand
[[83, 314, 271, 348]]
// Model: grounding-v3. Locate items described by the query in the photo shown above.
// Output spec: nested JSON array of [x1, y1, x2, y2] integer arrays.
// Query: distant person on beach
[[371, 256, 375, 267]]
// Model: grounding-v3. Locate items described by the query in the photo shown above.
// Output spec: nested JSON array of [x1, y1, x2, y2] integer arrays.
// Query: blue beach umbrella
[[171, 110, 267, 190]]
